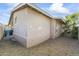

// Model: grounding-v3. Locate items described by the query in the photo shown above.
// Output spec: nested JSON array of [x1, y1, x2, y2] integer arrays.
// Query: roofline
[[11, 3, 54, 18], [11, 3, 26, 12], [8, 3, 64, 25]]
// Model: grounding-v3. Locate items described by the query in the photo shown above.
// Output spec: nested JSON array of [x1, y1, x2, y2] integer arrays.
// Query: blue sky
[[0, 3, 79, 25]]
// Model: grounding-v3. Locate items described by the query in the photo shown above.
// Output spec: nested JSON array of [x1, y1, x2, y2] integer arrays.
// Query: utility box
[[4, 25, 14, 40]]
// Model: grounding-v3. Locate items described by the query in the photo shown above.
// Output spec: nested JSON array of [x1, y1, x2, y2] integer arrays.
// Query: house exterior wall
[[55, 21, 64, 38], [11, 6, 64, 48], [12, 7, 51, 48], [12, 8, 28, 46], [50, 19, 56, 39], [26, 7, 51, 48], [50, 19, 64, 39]]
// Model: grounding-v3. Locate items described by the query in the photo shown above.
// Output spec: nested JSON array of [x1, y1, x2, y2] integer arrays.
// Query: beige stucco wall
[[26, 7, 51, 48], [12, 6, 64, 48], [13, 8, 28, 46], [50, 19, 56, 39], [55, 21, 63, 38], [12, 7, 51, 48], [50, 19, 64, 39]]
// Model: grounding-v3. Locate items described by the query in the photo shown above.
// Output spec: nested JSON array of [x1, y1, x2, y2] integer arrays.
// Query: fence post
[[78, 27, 79, 40]]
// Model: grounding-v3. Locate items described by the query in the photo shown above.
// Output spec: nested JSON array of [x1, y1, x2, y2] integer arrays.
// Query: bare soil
[[0, 37, 79, 56]]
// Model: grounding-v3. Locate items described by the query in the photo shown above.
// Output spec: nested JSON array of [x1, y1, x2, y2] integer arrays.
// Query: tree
[[64, 13, 79, 39]]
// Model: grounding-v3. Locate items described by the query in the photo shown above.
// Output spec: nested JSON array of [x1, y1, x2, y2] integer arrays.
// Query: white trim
[[12, 3, 26, 12], [10, 3, 64, 24], [27, 3, 54, 18], [12, 3, 53, 18]]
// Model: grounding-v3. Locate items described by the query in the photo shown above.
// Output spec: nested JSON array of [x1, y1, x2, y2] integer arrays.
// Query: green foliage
[[72, 27, 78, 39], [64, 13, 79, 39]]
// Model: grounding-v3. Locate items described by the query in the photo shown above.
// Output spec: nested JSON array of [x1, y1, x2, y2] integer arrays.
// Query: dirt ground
[[0, 37, 79, 56]]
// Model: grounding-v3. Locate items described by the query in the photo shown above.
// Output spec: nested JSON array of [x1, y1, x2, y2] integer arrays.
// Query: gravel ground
[[0, 37, 79, 56]]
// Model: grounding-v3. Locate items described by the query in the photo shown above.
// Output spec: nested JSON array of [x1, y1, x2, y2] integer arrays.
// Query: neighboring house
[[8, 3, 64, 48]]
